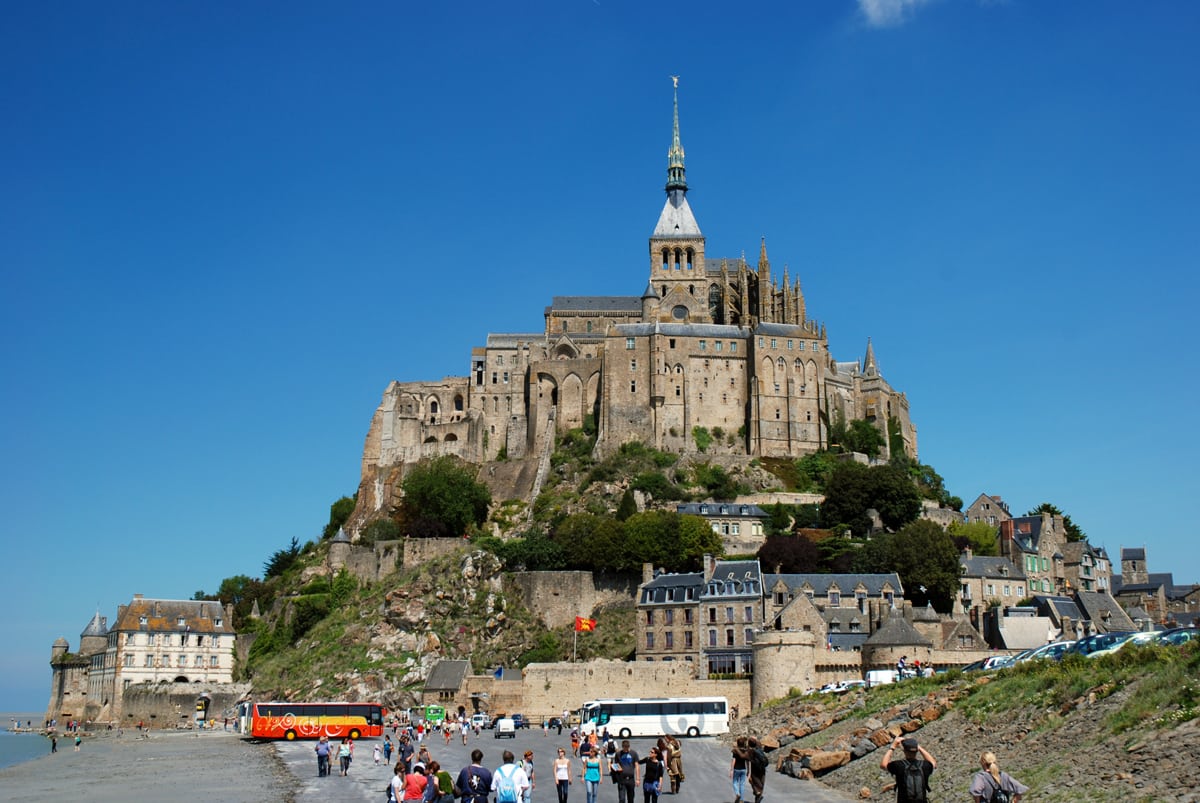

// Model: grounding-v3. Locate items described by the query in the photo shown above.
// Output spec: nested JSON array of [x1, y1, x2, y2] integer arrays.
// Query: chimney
[[702, 554, 715, 581], [133, 593, 144, 600], [963, 546, 973, 560], [642, 563, 654, 585]]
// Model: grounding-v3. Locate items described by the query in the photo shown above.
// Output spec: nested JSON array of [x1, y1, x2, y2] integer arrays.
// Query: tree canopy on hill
[[854, 519, 960, 611], [820, 461, 922, 535], [399, 456, 492, 538]]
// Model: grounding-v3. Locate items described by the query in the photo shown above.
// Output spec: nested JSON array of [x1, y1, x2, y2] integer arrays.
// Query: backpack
[[901, 760, 927, 802], [495, 765, 519, 803], [750, 747, 768, 773], [986, 775, 1012, 803]]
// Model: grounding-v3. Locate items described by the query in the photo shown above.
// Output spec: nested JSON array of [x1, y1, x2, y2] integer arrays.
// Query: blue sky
[[2, 1, 1198, 711]]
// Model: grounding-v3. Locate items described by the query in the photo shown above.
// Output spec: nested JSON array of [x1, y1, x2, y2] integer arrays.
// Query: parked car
[[486, 713, 507, 729], [494, 718, 516, 738], [1015, 640, 1076, 663], [1068, 632, 1136, 658], [1088, 630, 1160, 658], [1157, 627, 1198, 646], [819, 679, 866, 693], [511, 713, 530, 729], [470, 713, 490, 729]]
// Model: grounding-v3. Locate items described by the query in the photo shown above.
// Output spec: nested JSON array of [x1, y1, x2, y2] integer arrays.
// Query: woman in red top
[[403, 761, 429, 801]]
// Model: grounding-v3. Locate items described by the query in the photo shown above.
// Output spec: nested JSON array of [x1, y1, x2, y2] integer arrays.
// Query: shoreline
[[0, 728, 294, 802]]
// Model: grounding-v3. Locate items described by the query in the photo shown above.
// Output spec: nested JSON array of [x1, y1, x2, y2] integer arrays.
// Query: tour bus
[[238, 701, 387, 740], [578, 697, 728, 738], [421, 704, 446, 725]]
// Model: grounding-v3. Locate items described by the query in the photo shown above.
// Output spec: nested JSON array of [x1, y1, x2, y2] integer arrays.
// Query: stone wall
[[506, 571, 638, 629], [332, 538, 465, 585], [116, 682, 251, 729]]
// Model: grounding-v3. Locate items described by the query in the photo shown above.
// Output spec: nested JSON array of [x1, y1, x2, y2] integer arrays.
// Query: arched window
[[662, 248, 670, 271], [674, 247, 683, 270], [454, 394, 464, 411], [686, 248, 694, 270]]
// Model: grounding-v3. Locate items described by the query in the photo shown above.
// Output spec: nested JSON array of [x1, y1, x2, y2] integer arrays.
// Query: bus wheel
[[619, 728, 632, 739], [285, 730, 297, 741], [350, 729, 361, 740], [686, 727, 699, 738]]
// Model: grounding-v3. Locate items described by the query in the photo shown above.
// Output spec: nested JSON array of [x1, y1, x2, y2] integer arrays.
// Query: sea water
[[0, 712, 53, 771]]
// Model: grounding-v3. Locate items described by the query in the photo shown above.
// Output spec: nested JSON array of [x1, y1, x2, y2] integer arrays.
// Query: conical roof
[[80, 610, 107, 638], [864, 611, 932, 648]]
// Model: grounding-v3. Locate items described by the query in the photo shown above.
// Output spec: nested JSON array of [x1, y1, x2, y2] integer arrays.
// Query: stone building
[[958, 549, 1027, 620], [675, 501, 768, 555], [962, 494, 1012, 528], [999, 513, 1069, 595], [1062, 540, 1112, 593], [1113, 546, 1200, 626], [86, 596, 236, 723], [46, 612, 110, 725], [350, 84, 917, 532]]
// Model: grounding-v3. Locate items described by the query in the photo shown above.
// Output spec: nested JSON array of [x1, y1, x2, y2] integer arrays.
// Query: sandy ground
[[0, 729, 290, 803]]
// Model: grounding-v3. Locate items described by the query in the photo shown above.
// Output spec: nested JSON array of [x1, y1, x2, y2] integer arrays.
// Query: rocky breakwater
[[750, 687, 961, 788]]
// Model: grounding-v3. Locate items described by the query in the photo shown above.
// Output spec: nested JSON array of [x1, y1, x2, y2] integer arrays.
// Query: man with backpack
[[493, 750, 531, 803], [612, 740, 640, 803], [880, 736, 936, 802], [747, 736, 769, 803], [455, 749, 493, 803]]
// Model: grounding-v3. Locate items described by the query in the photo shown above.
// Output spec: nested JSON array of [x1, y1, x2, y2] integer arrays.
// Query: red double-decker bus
[[238, 701, 386, 740]]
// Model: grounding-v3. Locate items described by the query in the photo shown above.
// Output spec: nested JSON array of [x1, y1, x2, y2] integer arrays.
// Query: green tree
[[854, 519, 960, 611], [264, 537, 301, 579], [360, 517, 402, 546], [330, 568, 356, 607], [323, 495, 357, 539], [616, 489, 637, 521], [691, 463, 746, 501], [400, 456, 492, 538], [845, 419, 885, 458], [766, 503, 793, 536], [505, 528, 567, 570], [826, 410, 848, 451], [821, 462, 921, 535], [947, 520, 1000, 556], [1025, 502, 1086, 542], [887, 416, 906, 460], [795, 451, 837, 493]]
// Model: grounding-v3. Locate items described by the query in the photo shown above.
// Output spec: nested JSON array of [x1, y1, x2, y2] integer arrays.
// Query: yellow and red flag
[[574, 616, 597, 632]]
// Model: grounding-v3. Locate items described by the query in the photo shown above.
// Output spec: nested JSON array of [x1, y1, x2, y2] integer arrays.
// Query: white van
[[865, 669, 897, 687], [493, 717, 516, 738]]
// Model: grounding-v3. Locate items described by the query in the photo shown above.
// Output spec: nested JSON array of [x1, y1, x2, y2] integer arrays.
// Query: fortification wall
[[506, 571, 637, 629], [116, 682, 251, 729]]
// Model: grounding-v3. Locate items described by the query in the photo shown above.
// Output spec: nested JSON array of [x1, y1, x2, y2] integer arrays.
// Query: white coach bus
[[578, 696, 729, 738]]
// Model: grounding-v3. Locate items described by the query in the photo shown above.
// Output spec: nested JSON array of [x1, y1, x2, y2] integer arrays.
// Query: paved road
[[274, 727, 857, 803]]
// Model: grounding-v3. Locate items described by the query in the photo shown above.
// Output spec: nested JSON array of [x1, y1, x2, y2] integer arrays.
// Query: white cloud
[[858, 0, 935, 27]]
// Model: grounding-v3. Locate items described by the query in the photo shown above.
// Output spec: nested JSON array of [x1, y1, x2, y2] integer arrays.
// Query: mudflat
[[0, 729, 289, 803]]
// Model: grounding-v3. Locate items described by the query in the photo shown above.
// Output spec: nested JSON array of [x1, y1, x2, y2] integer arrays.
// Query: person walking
[[50, 734, 57, 753], [638, 746, 665, 803], [613, 740, 639, 803], [391, 761, 407, 802], [880, 737, 936, 802], [402, 761, 428, 802], [74, 734, 82, 752], [520, 750, 537, 803], [429, 760, 457, 803], [338, 737, 354, 776], [580, 743, 604, 803], [384, 734, 394, 764], [456, 749, 495, 803], [747, 737, 768, 803], [969, 751, 1029, 802], [729, 737, 749, 803], [493, 750, 532, 803], [315, 736, 331, 777], [664, 735, 683, 795], [553, 747, 572, 803]]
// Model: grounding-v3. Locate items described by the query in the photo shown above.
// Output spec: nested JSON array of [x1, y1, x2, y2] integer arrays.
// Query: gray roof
[[331, 527, 351, 544], [677, 502, 767, 519], [424, 659, 470, 692], [766, 573, 903, 597], [1034, 595, 1083, 624], [81, 611, 107, 638], [863, 612, 931, 648], [755, 322, 810, 337], [703, 559, 763, 599], [612, 322, 748, 338], [912, 603, 941, 622], [960, 555, 1026, 580], [1074, 591, 1136, 632], [641, 571, 702, 605], [652, 194, 702, 237], [547, 297, 642, 313], [1007, 516, 1047, 553], [1121, 547, 1146, 561]]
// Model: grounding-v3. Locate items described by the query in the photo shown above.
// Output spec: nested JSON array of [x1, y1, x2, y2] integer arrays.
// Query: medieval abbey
[[354, 84, 917, 523]]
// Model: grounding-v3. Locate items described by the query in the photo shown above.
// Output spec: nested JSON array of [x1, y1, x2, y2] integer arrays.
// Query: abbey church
[[353, 85, 916, 522]]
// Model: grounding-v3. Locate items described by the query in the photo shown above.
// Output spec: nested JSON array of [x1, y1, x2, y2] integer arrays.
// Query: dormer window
[[215, 617, 223, 627], [177, 617, 187, 627], [139, 616, 148, 626]]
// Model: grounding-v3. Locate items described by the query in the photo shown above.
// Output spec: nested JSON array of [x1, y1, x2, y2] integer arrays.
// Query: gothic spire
[[863, 337, 878, 376], [665, 76, 687, 195]]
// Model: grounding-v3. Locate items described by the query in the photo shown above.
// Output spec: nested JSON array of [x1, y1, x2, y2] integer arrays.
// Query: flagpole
[[573, 628, 578, 662]]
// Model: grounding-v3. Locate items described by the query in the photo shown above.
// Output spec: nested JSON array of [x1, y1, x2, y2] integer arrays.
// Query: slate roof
[[1074, 591, 1136, 632], [960, 555, 1025, 580], [424, 659, 470, 692], [703, 559, 763, 598], [1033, 595, 1083, 625], [652, 193, 702, 237], [755, 322, 810, 337], [766, 573, 903, 597], [677, 502, 767, 519], [641, 571, 703, 605], [112, 598, 232, 634], [1122, 547, 1146, 562], [1007, 516, 1047, 553], [863, 612, 932, 648], [546, 297, 642, 313], [80, 611, 108, 638], [612, 322, 748, 338]]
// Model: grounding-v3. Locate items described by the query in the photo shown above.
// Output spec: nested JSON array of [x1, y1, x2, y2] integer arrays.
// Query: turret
[[79, 611, 108, 657]]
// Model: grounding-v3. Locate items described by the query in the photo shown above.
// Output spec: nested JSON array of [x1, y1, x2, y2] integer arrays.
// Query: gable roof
[[677, 502, 767, 519], [960, 555, 1025, 580], [766, 572, 902, 597], [1073, 591, 1136, 632], [424, 659, 470, 692], [112, 598, 233, 635], [703, 559, 762, 598]]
